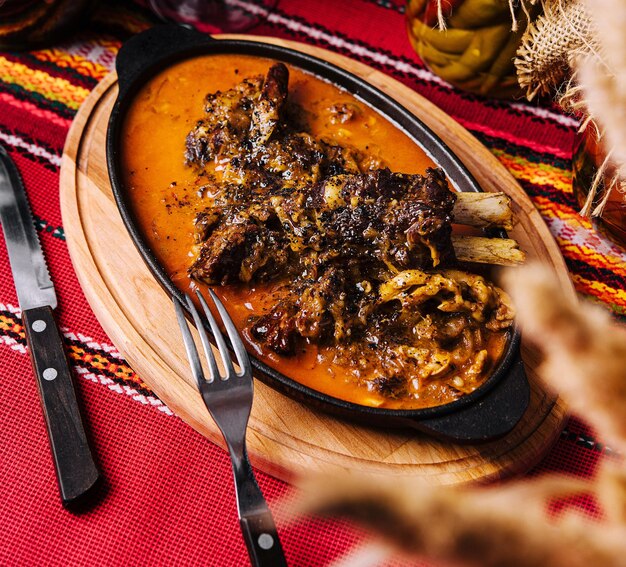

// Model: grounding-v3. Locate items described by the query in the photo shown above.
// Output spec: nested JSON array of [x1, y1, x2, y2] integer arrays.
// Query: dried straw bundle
[[503, 263, 626, 454], [301, 473, 626, 567], [575, 0, 626, 214], [516, 0, 597, 101], [514, 0, 626, 217]]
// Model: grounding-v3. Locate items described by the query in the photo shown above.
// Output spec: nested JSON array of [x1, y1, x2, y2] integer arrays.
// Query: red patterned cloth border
[[0, 1, 623, 565]]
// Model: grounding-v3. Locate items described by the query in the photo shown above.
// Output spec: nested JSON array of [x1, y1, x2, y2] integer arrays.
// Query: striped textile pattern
[[0, 1, 623, 565]]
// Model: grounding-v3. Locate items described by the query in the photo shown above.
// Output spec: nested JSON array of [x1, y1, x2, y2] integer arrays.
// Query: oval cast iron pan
[[106, 25, 530, 443]]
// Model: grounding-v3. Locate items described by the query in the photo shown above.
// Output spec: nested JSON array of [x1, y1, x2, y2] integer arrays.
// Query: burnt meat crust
[[182, 64, 514, 400]]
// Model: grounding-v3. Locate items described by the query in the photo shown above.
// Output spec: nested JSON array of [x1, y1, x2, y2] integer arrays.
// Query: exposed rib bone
[[452, 235, 526, 266], [453, 192, 514, 230]]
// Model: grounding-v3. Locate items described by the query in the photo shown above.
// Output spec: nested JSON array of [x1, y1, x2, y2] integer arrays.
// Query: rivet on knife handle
[[22, 305, 100, 506]]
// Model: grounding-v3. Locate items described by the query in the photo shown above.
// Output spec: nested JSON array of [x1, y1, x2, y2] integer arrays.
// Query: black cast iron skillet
[[107, 25, 530, 443]]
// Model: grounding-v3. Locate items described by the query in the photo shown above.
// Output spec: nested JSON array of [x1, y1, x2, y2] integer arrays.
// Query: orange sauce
[[121, 54, 506, 409]]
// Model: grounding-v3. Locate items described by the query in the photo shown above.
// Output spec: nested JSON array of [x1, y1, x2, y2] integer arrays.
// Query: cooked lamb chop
[[184, 63, 519, 364], [251, 263, 377, 354], [185, 75, 264, 167], [271, 167, 457, 269], [185, 62, 291, 182], [189, 206, 289, 285], [249, 62, 289, 147], [251, 265, 515, 363], [189, 167, 456, 285], [186, 63, 363, 191]]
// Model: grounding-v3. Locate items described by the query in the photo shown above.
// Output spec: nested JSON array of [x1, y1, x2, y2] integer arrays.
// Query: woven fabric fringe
[[516, 0, 597, 101]]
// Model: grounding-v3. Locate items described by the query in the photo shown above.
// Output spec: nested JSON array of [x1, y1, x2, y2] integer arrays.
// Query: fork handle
[[240, 512, 287, 567], [231, 447, 288, 567]]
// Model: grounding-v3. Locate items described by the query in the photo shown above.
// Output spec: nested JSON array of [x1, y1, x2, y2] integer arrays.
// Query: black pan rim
[[106, 29, 522, 424]]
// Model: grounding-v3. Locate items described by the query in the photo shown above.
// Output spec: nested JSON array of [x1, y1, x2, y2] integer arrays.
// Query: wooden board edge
[[59, 37, 570, 485]]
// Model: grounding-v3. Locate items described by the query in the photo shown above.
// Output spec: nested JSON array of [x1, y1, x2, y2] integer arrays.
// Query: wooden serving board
[[60, 36, 569, 485]]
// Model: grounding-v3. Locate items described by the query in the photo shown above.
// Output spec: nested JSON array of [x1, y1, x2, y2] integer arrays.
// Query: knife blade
[[0, 145, 100, 507]]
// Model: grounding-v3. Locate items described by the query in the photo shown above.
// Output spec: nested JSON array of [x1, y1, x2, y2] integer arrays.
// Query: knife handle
[[22, 305, 100, 507]]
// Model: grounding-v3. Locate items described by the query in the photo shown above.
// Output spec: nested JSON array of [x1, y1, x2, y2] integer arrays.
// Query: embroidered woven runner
[[1, 1, 623, 565]]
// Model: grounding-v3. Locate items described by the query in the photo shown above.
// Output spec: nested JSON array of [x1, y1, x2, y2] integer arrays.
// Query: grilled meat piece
[[184, 64, 513, 379], [250, 62, 289, 147], [272, 167, 456, 269], [185, 62, 289, 167], [251, 264, 377, 355], [190, 168, 457, 288], [252, 132, 337, 188], [193, 209, 222, 242], [185, 75, 263, 167], [252, 264, 515, 383], [249, 301, 299, 355], [189, 214, 288, 285], [186, 63, 366, 192]]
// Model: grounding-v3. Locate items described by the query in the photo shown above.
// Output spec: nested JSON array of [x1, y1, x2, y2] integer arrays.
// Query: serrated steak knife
[[0, 145, 100, 507]]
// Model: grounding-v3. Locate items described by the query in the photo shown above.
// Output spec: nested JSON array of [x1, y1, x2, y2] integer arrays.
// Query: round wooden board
[[60, 36, 569, 485]]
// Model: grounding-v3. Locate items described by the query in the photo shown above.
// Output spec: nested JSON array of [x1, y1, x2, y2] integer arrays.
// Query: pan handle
[[115, 25, 214, 98], [404, 355, 530, 443]]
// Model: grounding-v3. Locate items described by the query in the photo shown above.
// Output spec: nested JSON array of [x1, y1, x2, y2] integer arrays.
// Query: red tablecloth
[[1, 1, 624, 565]]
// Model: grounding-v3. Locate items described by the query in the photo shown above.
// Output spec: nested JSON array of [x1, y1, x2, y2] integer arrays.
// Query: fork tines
[[173, 289, 252, 386]]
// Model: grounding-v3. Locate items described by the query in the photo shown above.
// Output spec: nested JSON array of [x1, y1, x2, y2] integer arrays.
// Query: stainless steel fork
[[173, 289, 288, 567]]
